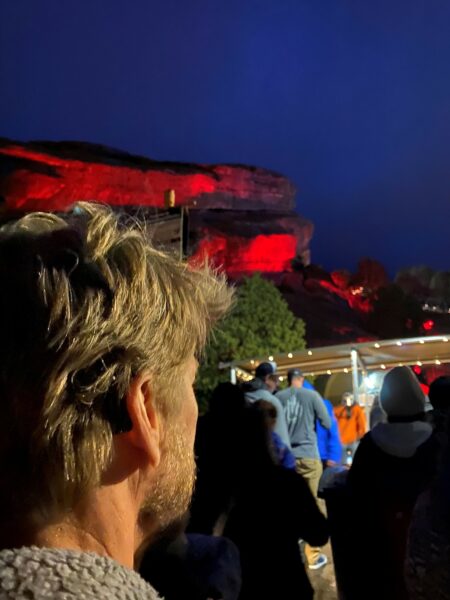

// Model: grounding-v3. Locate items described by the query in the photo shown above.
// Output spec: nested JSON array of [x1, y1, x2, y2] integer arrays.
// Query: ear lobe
[[124, 374, 161, 469]]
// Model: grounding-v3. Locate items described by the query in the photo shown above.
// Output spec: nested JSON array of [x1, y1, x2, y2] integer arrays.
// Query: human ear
[[123, 374, 161, 469]]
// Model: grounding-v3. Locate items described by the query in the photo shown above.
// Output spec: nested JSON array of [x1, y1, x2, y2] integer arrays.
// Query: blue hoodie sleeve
[[272, 432, 296, 469], [316, 399, 342, 463]]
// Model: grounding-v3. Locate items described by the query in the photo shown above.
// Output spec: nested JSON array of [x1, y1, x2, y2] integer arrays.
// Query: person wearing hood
[[347, 366, 439, 600], [241, 362, 291, 448]]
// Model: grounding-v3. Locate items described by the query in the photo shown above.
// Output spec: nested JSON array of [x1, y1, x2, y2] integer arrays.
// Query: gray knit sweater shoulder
[[0, 546, 160, 599]]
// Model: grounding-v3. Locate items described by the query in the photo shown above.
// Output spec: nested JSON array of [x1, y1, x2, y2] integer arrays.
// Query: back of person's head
[[429, 376, 450, 411], [0, 203, 232, 529], [287, 368, 304, 387], [255, 361, 277, 380], [380, 366, 426, 422]]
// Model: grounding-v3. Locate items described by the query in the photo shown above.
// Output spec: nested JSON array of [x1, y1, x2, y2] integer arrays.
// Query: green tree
[[196, 274, 306, 409]]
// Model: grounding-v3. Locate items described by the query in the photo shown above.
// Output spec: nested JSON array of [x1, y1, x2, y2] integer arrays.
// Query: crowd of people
[[0, 201, 448, 599]]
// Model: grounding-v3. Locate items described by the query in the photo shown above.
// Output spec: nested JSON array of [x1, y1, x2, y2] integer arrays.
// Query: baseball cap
[[288, 368, 303, 378], [255, 361, 277, 378]]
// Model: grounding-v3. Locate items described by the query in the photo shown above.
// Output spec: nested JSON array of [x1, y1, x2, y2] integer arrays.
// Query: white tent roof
[[229, 335, 450, 380]]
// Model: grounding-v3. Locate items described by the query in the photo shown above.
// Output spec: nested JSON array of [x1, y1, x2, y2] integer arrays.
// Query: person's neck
[[33, 485, 142, 570]]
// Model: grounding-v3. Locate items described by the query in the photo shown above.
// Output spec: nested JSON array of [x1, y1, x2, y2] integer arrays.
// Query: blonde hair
[[0, 202, 232, 525]]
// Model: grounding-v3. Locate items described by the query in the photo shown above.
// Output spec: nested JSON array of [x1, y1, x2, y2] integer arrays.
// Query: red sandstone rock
[[0, 138, 311, 277], [188, 209, 313, 274], [0, 139, 296, 212]]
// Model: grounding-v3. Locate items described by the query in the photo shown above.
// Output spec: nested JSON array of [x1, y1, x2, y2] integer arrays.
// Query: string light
[[419, 340, 425, 344], [417, 361, 423, 366], [287, 352, 293, 358], [396, 341, 402, 346], [344, 368, 349, 373], [381, 364, 386, 369], [327, 370, 332, 375], [435, 359, 441, 365], [374, 343, 380, 348], [268, 355, 274, 361], [308, 350, 313, 356], [250, 360, 255, 365], [443, 337, 449, 342], [279, 376, 284, 381]]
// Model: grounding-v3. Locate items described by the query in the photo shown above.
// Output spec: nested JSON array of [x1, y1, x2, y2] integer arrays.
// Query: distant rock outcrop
[[0, 138, 312, 274]]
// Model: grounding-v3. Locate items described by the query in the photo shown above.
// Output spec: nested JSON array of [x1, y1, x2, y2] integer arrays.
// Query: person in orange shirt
[[334, 393, 366, 465]]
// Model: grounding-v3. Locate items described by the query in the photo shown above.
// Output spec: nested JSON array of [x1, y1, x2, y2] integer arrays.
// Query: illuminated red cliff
[[0, 138, 313, 275]]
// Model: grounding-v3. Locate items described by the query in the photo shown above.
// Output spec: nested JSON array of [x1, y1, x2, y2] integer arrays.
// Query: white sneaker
[[308, 554, 328, 570]]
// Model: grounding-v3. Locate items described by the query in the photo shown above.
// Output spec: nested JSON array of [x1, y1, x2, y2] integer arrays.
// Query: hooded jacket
[[346, 367, 439, 600], [241, 378, 291, 448], [0, 546, 160, 599]]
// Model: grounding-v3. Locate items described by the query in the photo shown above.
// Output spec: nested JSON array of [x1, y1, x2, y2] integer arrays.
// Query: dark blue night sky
[[1, 0, 449, 275]]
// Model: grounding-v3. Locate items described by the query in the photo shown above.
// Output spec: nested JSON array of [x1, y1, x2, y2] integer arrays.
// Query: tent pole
[[351, 349, 359, 405]]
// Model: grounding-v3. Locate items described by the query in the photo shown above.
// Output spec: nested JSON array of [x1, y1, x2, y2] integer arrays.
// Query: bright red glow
[[422, 319, 435, 331], [317, 279, 372, 313], [190, 233, 297, 274], [0, 146, 217, 211], [0, 144, 295, 212], [413, 365, 422, 375], [420, 382, 430, 396]]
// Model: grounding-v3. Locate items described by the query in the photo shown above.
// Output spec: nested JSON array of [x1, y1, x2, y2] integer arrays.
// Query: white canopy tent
[[223, 334, 450, 409]]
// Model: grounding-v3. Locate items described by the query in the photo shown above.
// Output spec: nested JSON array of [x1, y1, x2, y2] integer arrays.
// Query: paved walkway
[[307, 541, 337, 600]]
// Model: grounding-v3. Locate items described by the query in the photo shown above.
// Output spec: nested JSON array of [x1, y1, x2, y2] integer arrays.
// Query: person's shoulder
[[300, 388, 321, 402], [356, 430, 374, 447], [275, 388, 290, 400], [247, 388, 274, 402]]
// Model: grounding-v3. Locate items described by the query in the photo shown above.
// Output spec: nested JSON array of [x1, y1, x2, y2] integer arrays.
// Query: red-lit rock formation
[[0, 138, 311, 275], [0, 139, 296, 212], [188, 209, 312, 275]]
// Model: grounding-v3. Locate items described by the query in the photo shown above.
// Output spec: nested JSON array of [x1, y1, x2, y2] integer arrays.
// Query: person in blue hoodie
[[303, 380, 342, 468]]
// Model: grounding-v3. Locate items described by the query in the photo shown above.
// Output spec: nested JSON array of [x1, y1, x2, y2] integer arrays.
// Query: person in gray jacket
[[242, 362, 291, 448], [277, 368, 331, 571]]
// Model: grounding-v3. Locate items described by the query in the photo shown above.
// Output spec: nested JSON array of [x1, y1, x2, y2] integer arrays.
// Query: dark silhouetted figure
[[347, 367, 438, 600], [405, 376, 450, 599], [429, 376, 450, 447], [190, 387, 328, 600]]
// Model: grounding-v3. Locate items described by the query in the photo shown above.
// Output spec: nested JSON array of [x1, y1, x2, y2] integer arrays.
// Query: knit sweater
[[0, 546, 160, 599]]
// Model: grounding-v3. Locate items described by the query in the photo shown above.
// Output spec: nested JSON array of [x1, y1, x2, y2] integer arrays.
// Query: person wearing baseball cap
[[276, 368, 331, 571], [241, 362, 291, 448]]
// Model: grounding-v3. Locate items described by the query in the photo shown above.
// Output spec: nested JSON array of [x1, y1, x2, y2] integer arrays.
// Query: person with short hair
[[276, 368, 331, 570], [0, 203, 233, 599]]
